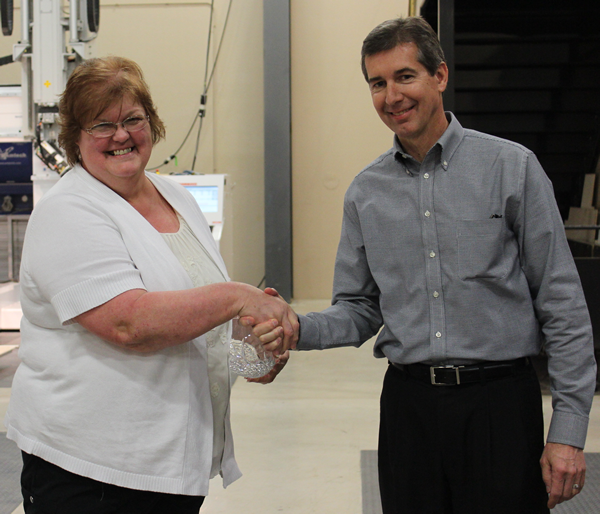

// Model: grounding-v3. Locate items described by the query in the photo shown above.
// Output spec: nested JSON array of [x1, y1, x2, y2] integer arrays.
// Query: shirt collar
[[437, 112, 464, 170], [393, 111, 464, 171]]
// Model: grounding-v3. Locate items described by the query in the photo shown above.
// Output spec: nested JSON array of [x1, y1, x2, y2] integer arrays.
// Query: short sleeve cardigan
[[4, 165, 242, 495]]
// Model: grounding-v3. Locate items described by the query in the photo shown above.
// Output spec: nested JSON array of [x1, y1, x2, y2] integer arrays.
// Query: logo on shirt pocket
[[457, 219, 509, 280]]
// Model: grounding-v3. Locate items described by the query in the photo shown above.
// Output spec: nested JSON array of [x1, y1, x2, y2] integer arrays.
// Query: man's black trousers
[[378, 361, 550, 514]]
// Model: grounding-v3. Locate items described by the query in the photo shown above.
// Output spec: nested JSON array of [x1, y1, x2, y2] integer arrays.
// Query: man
[[259, 16, 596, 513]]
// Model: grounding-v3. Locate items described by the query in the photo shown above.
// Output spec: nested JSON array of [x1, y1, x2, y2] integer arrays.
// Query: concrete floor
[[1, 299, 599, 513]]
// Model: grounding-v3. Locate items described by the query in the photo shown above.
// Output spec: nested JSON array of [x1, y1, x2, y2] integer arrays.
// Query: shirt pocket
[[457, 219, 509, 280]]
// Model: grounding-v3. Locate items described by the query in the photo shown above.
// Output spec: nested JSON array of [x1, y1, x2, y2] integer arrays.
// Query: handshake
[[237, 286, 300, 384]]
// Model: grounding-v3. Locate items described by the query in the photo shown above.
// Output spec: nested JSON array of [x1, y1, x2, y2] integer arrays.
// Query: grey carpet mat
[[361, 450, 383, 514], [554, 454, 600, 514], [361, 450, 600, 514], [0, 435, 21, 514]]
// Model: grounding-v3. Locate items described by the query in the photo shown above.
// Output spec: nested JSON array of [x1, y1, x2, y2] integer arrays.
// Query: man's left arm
[[517, 152, 596, 506]]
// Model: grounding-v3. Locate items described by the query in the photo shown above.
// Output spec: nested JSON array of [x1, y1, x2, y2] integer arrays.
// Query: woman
[[4, 56, 297, 513]]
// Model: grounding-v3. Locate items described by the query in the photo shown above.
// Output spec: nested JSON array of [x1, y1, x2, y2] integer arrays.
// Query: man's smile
[[390, 107, 412, 115]]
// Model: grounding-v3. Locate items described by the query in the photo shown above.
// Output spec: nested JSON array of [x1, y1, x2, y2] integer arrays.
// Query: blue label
[[0, 142, 33, 183]]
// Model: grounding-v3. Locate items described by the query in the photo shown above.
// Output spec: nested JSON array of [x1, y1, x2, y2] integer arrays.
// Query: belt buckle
[[430, 365, 463, 386]]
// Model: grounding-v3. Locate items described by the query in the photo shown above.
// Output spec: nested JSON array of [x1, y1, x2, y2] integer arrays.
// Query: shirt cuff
[[295, 314, 321, 351], [52, 269, 146, 325], [546, 410, 589, 449]]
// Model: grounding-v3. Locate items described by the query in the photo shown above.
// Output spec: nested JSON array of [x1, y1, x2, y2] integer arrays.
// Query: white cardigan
[[4, 165, 241, 495]]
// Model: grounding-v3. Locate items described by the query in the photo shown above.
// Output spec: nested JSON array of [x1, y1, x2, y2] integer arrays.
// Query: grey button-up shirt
[[298, 113, 596, 448]]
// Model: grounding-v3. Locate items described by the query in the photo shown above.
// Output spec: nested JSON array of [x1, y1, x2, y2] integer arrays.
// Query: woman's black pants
[[21, 452, 205, 514]]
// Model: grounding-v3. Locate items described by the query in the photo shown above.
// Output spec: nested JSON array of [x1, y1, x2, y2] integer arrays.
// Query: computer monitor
[[184, 184, 219, 216], [162, 173, 226, 246]]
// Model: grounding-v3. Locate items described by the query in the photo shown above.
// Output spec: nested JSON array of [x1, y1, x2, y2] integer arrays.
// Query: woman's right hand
[[236, 284, 298, 354], [244, 287, 298, 349]]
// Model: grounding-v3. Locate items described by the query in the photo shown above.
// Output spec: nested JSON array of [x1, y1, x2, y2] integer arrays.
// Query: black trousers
[[21, 453, 205, 514], [378, 362, 549, 514]]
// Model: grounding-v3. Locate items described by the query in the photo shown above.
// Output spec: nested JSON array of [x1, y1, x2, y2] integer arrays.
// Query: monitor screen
[[185, 185, 219, 213]]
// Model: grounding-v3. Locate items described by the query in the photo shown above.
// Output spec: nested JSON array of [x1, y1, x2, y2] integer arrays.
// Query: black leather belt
[[391, 357, 530, 386]]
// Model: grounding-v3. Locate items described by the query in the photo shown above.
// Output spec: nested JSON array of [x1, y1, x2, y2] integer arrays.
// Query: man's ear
[[436, 62, 449, 93]]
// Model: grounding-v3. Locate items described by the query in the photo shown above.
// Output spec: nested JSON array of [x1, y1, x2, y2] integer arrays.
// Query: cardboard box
[[581, 174, 596, 208], [565, 206, 598, 245]]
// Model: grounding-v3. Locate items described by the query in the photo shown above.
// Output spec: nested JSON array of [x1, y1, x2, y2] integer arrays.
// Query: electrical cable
[[148, 0, 234, 171], [1, 0, 13, 36], [190, 114, 205, 171], [0, 54, 14, 66], [190, 0, 215, 171], [149, 111, 200, 169], [202, 0, 233, 96], [202, 0, 215, 96], [190, 0, 233, 170]]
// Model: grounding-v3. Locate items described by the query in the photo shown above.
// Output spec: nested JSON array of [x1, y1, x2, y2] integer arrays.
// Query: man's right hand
[[237, 285, 298, 354], [250, 287, 299, 352]]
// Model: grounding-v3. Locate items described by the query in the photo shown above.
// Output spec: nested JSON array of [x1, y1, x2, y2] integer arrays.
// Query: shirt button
[[423, 173, 430, 179], [433, 291, 439, 298], [443, 160, 448, 166], [429, 251, 436, 258], [435, 331, 442, 338], [210, 383, 220, 398], [424, 210, 431, 217]]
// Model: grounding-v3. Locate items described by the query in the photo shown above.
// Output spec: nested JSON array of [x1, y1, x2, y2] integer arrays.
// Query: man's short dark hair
[[361, 16, 445, 81]]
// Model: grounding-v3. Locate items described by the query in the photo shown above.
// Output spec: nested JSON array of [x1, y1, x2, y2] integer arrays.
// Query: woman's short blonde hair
[[58, 56, 166, 165]]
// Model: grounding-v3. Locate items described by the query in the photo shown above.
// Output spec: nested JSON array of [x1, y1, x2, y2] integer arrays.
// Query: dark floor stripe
[[0, 435, 21, 514], [361, 450, 600, 514]]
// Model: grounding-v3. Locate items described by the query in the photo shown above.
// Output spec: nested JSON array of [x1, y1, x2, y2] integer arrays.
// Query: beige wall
[[0, 0, 415, 298], [211, 2, 265, 286], [291, 0, 409, 299]]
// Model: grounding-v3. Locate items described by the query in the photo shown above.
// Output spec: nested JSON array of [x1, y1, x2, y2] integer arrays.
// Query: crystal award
[[229, 318, 275, 378]]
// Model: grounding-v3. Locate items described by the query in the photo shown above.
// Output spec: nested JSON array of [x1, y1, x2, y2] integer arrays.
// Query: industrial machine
[[2, 0, 99, 185], [0, 0, 99, 327]]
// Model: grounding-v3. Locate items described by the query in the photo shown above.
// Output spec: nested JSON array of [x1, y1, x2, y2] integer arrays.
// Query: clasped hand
[[237, 286, 299, 356], [236, 287, 298, 384]]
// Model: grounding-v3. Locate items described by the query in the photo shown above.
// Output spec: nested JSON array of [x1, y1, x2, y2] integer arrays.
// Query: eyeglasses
[[84, 115, 150, 139]]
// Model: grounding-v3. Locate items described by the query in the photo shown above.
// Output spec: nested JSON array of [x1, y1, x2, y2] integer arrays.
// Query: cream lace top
[[162, 213, 230, 479]]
